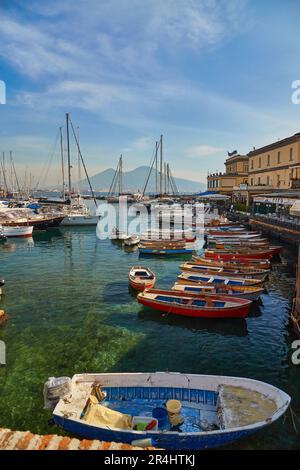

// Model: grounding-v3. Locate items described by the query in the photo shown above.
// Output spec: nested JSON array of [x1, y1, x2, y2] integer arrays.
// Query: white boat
[[52, 371, 290, 450], [60, 213, 99, 226], [123, 235, 140, 246], [2, 225, 33, 238]]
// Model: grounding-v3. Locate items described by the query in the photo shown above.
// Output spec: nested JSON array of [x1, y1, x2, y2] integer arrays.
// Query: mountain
[[79, 166, 205, 194]]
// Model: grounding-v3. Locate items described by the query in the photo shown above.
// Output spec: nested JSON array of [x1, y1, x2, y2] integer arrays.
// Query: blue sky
[[1, 0, 300, 186]]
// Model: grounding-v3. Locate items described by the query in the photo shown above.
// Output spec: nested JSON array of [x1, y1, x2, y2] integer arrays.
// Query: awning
[[290, 201, 300, 216]]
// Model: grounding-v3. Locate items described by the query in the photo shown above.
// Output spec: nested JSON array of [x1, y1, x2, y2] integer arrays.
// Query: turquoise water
[[0, 226, 299, 449]]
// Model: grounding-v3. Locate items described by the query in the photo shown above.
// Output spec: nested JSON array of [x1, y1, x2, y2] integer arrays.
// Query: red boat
[[205, 246, 281, 260], [128, 266, 156, 292], [191, 255, 271, 270], [137, 288, 251, 318]]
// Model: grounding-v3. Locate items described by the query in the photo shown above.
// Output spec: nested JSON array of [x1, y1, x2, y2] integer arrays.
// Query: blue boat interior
[[101, 386, 219, 433], [154, 295, 227, 308]]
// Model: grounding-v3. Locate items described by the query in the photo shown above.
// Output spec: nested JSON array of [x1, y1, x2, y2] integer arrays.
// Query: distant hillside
[[79, 166, 205, 193]]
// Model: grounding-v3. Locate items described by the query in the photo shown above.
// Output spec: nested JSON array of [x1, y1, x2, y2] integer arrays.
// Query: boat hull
[[139, 248, 194, 255], [61, 215, 99, 226], [53, 372, 290, 450], [192, 256, 271, 270], [2, 226, 33, 238], [138, 294, 250, 318], [173, 283, 264, 301], [53, 413, 259, 449], [205, 250, 277, 260]]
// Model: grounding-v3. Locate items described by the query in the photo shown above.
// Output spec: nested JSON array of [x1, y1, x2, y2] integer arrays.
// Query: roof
[[225, 154, 248, 164], [248, 133, 300, 157]]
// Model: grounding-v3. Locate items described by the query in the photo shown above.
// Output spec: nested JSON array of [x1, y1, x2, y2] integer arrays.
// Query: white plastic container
[[131, 416, 158, 431]]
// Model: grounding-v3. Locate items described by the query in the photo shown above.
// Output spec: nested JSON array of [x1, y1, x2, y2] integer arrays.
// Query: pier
[[249, 215, 300, 246]]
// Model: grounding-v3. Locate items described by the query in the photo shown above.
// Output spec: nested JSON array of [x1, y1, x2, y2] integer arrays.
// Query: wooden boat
[[205, 247, 281, 260], [178, 272, 264, 288], [140, 239, 188, 247], [128, 266, 156, 291], [207, 232, 261, 239], [172, 282, 264, 301], [137, 288, 252, 318], [192, 255, 271, 270], [123, 235, 140, 247], [209, 241, 270, 250], [180, 262, 269, 280], [141, 229, 195, 243], [52, 372, 290, 450], [139, 243, 195, 255]]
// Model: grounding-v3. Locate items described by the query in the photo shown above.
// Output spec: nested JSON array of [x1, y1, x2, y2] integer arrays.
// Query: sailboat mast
[[2, 152, 7, 194], [160, 134, 163, 197], [155, 141, 158, 195], [119, 155, 123, 195], [59, 127, 65, 201], [77, 126, 82, 195], [10, 151, 21, 198], [167, 163, 170, 194], [66, 113, 72, 200]]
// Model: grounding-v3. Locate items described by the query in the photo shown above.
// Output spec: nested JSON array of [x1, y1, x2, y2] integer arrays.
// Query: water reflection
[[137, 308, 248, 337]]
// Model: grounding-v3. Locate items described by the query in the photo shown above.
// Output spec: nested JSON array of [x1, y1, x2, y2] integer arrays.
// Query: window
[[290, 148, 293, 161], [259, 157, 261, 168], [251, 159, 253, 169], [266, 176, 269, 185], [267, 154, 270, 166], [251, 178, 254, 186], [277, 151, 280, 164], [277, 174, 280, 187], [258, 177, 261, 185]]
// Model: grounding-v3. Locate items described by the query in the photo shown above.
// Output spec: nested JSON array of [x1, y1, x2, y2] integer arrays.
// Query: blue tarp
[[194, 191, 219, 196]]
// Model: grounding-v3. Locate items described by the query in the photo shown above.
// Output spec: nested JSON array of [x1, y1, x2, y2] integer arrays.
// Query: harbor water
[[0, 224, 299, 449]]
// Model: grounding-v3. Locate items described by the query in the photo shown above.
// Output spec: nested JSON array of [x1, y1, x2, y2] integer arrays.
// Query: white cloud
[[184, 145, 224, 158]]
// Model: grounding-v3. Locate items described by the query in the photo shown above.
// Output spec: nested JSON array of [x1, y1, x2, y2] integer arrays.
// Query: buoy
[[0, 310, 8, 326]]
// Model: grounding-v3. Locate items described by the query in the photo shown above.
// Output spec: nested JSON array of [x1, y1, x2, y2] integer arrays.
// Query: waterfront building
[[207, 154, 248, 196], [248, 132, 300, 192]]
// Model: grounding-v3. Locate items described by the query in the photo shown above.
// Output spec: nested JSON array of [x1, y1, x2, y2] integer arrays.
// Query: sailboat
[[60, 114, 99, 226]]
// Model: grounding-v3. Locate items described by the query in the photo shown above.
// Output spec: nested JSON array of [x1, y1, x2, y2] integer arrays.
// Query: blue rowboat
[[53, 372, 290, 450]]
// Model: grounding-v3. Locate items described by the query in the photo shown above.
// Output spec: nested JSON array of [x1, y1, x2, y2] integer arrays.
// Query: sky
[[1, 0, 300, 187]]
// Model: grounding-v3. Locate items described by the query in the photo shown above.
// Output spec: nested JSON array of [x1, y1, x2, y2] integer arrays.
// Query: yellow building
[[207, 154, 248, 195], [248, 132, 300, 191]]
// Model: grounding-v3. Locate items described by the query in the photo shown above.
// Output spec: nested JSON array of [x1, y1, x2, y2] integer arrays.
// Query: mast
[[119, 154, 123, 195], [69, 117, 98, 208], [77, 126, 82, 195], [59, 127, 65, 200], [164, 162, 167, 195], [155, 141, 158, 195], [167, 163, 170, 194], [160, 134, 163, 197], [66, 113, 72, 200], [10, 151, 21, 198], [2, 152, 7, 194]]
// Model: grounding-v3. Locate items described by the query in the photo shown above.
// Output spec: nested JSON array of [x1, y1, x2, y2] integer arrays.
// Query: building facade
[[207, 154, 248, 195], [248, 133, 300, 192]]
